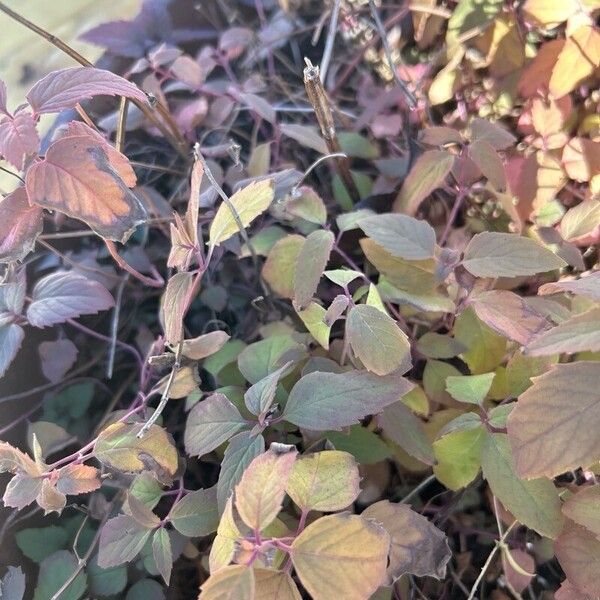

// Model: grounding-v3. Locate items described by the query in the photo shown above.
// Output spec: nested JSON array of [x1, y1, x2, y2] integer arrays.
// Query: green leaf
[[88, 555, 128, 597], [462, 232, 566, 277], [326, 426, 392, 465], [169, 486, 219, 537], [393, 150, 455, 215], [199, 565, 254, 600], [296, 302, 331, 349], [507, 362, 600, 478], [346, 304, 411, 376], [152, 528, 173, 585], [286, 450, 360, 512], [204, 340, 246, 380], [262, 234, 305, 299], [98, 515, 154, 568], [16, 525, 69, 563], [125, 579, 165, 600], [339, 132, 380, 159], [244, 362, 291, 420], [362, 501, 451, 581], [433, 424, 485, 490], [291, 513, 390, 600], [237, 335, 305, 384], [285, 187, 327, 225], [209, 179, 274, 247], [217, 431, 265, 513], [358, 214, 436, 260], [526, 307, 600, 356], [446, 0, 502, 51], [379, 401, 435, 465], [445, 373, 495, 405], [324, 269, 363, 287], [293, 229, 335, 309], [33, 550, 86, 600], [416, 333, 466, 359], [185, 393, 247, 458], [283, 371, 413, 431], [422, 359, 462, 405], [235, 443, 297, 531], [481, 433, 563, 539], [130, 473, 163, 509]]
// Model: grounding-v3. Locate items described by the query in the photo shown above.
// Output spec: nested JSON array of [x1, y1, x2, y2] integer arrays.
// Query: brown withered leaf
[[161, 272, 195, 346], [182, 330, 230, 360], [363, 500, 451, 582], [26, 124, 146, 243], [0, 187, 43, 263]]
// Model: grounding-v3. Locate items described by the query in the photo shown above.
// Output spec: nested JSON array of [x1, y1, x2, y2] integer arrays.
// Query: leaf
[[217, 431, 265, 513], [27, 67, 147, 114], [0, 566, 25, 600], [469, 139, 506, 191], [470, 117, 517, 151], [416, 332, 466, 359], [87, 556, 127, 597], [560, 199, 600, 245], [98, 515, 154, 568], [518, 39, 565, 98], [286, 450, 360, 512], [3, 474, 43, 510], [296, 302, 331, 349], [283, 370, 413, 431], [506, 362, 600, 478], [363, 500, 451, 581], [379, 401, 435, 465], [293, 229, 334, 309], [526, 308, 600, 355], [182, 331, 230, 360], [539, 272, 600, 302], [346, 304, 411, 376], [549, 26, 600, 99], [130, 473, 163, 509], [38, 339, 78, 384], [284, 187, 327, 225], [470, 290, 550, 345], [124, 492, 161, 529], [290, 513, 390, 600], [0, 108, 39, 169], [161, 272, 194, 345], [279, 123, 328, 153], [393, 150, 455, 215], [555, 525, 600, 598], [235, 443, 297, 531], [262, 234, 304, 299], [254, 569, 302, 600], [562, 485, 600, 538], [462, 232, 565, 277], [324, 269, 363, 287], [169, 486, 219, 537], [156, 364, 199, 399], [15, 525, 68, 563], [358, 213, 436, 260], [209, 179, 274, 247], [237, 334, 305, 384], [26, 271, 114, 328], [185, 393, 247, 457], [0, 187, 44, 263], [433, 423, 485, 490], [199, 565, 254, 600], [94, 422, 178, 482], [481, 433, 563, 538], [502, 548, 536, 594], [0, 321, 24, 379], [209, 497, 242, 573], [26, 124, 146, 242], [125, 579, 166, 600], [446, 373, 495, 405], [55, 464, 101, 495], [326, 426, 392, 465], [33, 550, 86, 600], [152, 528, 173, 585], [244, 362, 292, 421], [522, 0, 580, 27]]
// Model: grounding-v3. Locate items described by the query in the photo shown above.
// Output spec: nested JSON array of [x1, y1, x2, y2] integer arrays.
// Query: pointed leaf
[[0, 187, 43, 263], [199, 565, 254, 600], [0, 109, 39, 169], [169, 486, 219, 537], [562, 485, 600, 539], [293, 229, 334, 309], [254, 569, 302, 600], [98, 515, 154, 568], [152, 528, 173, 585]]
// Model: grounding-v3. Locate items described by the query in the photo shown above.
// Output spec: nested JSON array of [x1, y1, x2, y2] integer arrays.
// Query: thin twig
[[115, 97, 128, 153], [400, 474, 436, 504], [0, 165, 25, 183], [368, 0, 417, 109], [107, 275, 129, 379], [319, 0, 342, 83]]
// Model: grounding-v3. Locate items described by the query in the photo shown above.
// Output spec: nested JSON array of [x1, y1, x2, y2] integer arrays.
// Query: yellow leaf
[[286, 451, 360, 513], [209, 497, 243, 573], [560, 200, 600, 245], [549, 25, 600, 99], [296, 302, 331, 350], [291, 513, 390, 600], [474, 16, 524, 77], [254, 569, 302, 600], [209, 179, 274, 247], [235, 444, 297, 532], [262, 234, 304, 299], [522, 0, 580, 27], [199, 565, 254, 600]]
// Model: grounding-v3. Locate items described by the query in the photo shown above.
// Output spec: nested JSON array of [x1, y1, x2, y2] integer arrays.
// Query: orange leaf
[[26, 123, 146, 242]]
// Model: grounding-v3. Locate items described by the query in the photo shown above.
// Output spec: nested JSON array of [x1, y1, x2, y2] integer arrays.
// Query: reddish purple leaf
[[26, 124, 147, 242], [0, 108, 39, 169], [26, 67, 148, 115], [38, 339, 78, 383], [26, 271, 114, 328], [0, 187, 43, 263]]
